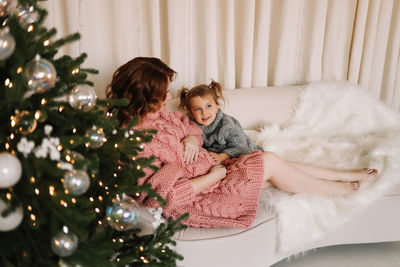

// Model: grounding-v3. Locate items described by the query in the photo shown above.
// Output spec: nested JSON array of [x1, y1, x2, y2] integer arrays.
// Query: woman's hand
[[208, 152, 231, 164], [182, 135, 199, 163]]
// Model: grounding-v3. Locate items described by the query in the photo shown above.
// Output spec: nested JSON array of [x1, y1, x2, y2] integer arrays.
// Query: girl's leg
[[287, 161, 378, 182], [262, 152, 358, 196]]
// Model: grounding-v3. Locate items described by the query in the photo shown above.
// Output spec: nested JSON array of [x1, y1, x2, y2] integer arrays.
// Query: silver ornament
[[51, 229, 78, 257], [105, 195, 141, 231], [0, 199, 23, 231], [0, 152, 22, 188], [14, 110, 38, 134], [0, 0, 18, 16], [0, 27, 16, 60], [16, 6, 38, 26], [24, 55, 57, 93], [62, 170, 90, 196], [68, 84, 97, 111], [84, 126, 106, 148]]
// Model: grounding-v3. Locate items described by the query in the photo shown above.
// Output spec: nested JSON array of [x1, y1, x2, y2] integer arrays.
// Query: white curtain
[[41, 0, 400, 111]]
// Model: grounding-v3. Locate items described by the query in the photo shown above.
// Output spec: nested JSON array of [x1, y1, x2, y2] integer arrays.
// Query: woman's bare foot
[[338, 168, 378, 182], [317, 180, 359, 196]]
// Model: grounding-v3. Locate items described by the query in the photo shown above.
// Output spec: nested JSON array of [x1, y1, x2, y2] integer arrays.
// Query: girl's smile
[[189, 95, 219, 126]]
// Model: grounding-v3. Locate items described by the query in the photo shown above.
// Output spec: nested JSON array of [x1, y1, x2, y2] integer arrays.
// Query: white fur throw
[[249, 81, 400, 254]]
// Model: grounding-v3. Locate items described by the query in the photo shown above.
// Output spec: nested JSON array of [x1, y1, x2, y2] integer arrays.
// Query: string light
[[41, 98, 47, 105], [89, 197, 94, 202], [71, 198, 76, 204], [6, 193, 11, 200], [43, 40, 50, 46], [49, 186, 55, 196], [17, 67, 23, 74], [136, 137, 141, 141], [113, 173, 117, 178], [27, 25, 34, 32], [30, 214, 36, 221], [72, 128, 77, 133], [10, 133, 14, 140], [5, 143, 10, 150], [137, 165, 141, 170], [117, 165, 122, 170], [69, 139, 74, 144], [112, 239, 116, 243], [34, 111, 40, 120], [10, 116, 16, 127], [119, 238, 124, 243], [139, 246, 144, 251], [95, 208, 100, 213], [60, 200, 68, 207], [57, 145, 63, 151], [34, 188, 40, 195], [98, 196, 103, 201], [98, 220, 102, 225], [5, 78, 10, 86], [27, 205, 32, 211], [114, 143, 118, 148], [30, 176, 36, 183], [58, 106, 64, 112]]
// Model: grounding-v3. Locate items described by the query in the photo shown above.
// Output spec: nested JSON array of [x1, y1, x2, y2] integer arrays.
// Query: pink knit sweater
[[135, 109, 264, 228]]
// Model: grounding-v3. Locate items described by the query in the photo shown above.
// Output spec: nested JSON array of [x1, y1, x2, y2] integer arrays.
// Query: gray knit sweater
[[196, 110, 262, 158]]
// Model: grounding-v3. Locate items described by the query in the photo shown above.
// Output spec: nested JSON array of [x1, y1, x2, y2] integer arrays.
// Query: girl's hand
[[182, 135, 199, 163], [208, 152, 231, 164]]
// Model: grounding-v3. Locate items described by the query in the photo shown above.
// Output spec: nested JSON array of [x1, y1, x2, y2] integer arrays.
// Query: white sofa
[[167, 84, 400, 267]]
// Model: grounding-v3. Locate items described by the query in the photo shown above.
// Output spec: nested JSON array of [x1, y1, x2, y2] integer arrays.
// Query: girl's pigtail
[[209, 79, 225, 103], [178, 87, 189, 111]]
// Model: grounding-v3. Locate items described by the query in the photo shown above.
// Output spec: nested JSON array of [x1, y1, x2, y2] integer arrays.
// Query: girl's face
[[189, 95, 219, 126]]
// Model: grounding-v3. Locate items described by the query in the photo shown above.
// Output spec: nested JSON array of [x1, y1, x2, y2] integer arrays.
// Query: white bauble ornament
[[0, 152, 22, 188], [84, 126, 106, 148], [0, 199, 23, 231], [68, 84, 97, 111], [24, 55, 57, 93], [16, 5, 38, 26], [0, 26, 16, 60]]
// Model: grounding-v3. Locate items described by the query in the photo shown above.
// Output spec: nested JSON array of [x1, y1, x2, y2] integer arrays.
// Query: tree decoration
[[62, 170, 90, 196], [51, 227, 78, 257], [68, 84, 97, 111], [0, 199, 23, 231], [84, 126, 106, 148], [24, 54, 57, 93], [14, 110, 38, 134], [0, 152, 22, 188], [16, 5, 38, 27], [0, 26, 16, 60]]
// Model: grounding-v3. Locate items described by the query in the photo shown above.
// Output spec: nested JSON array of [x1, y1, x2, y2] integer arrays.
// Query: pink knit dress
[[135, 110, 264, 228]]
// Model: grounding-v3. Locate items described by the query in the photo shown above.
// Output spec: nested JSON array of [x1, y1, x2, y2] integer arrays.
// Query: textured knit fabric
[[198, 109, 263, 157], [135, 109, 265, 228]]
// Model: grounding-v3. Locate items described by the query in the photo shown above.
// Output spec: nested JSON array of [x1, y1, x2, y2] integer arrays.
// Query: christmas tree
[[0, 0, 187, 266]]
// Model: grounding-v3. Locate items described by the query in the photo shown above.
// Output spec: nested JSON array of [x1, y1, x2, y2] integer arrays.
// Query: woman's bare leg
[[262, 152, 358, 196], [287, 161, 378, 182]]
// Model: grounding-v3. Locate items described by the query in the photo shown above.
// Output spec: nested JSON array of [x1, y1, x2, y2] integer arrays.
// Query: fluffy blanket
[[248, 81, 400, 254]]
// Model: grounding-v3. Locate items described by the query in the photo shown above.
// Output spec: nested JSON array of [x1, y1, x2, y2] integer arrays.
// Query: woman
[[106, 57, 377, 228]]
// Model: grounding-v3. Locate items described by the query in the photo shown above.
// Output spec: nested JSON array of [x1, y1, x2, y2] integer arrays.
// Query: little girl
[[179, 80, 262, 163]]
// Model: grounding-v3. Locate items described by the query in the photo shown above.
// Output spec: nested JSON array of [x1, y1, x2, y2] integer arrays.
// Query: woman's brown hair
[[178, 79, 224, 113], [106, 57, 176, 126]]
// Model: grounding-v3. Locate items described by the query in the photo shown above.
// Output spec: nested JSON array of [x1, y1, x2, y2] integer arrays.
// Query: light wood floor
[[272, 241, 400, 267]]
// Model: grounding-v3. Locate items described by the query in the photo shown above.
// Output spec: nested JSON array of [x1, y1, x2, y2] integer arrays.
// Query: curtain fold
[[41, 0, 400, 111]]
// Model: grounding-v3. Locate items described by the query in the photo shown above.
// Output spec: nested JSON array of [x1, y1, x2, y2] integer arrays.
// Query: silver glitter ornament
[[0, 27, 15, 60], [14, 110, 37, 134], [62, 170, 90, 196], [51, 228, 78, 257], [105, 194, 141, 231], [68, 84, 97, 111], [24, 55, 57, 93], [84, 126, 106, 148], [16, 6, 38, 26]]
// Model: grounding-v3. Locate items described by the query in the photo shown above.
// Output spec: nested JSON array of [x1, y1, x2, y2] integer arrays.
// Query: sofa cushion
[[174, 201, 275, 241]]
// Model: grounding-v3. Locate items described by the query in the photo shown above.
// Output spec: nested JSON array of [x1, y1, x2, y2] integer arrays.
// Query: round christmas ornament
[[24, 55, 57, 93], [0, 152, 22, 188], [0, 199, 23, 231], [16, 5, 38, 26], [105, 194, 141, 231], [0, 26, 16, 60], [15, 110, 38, 134], [51, 228, 78, 257], [84, 126, 106, 148], [63, 150, 86, 170], [0, 0, 18, 17], [68, 84, 97, 111], [62, 170, 90, 196]]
